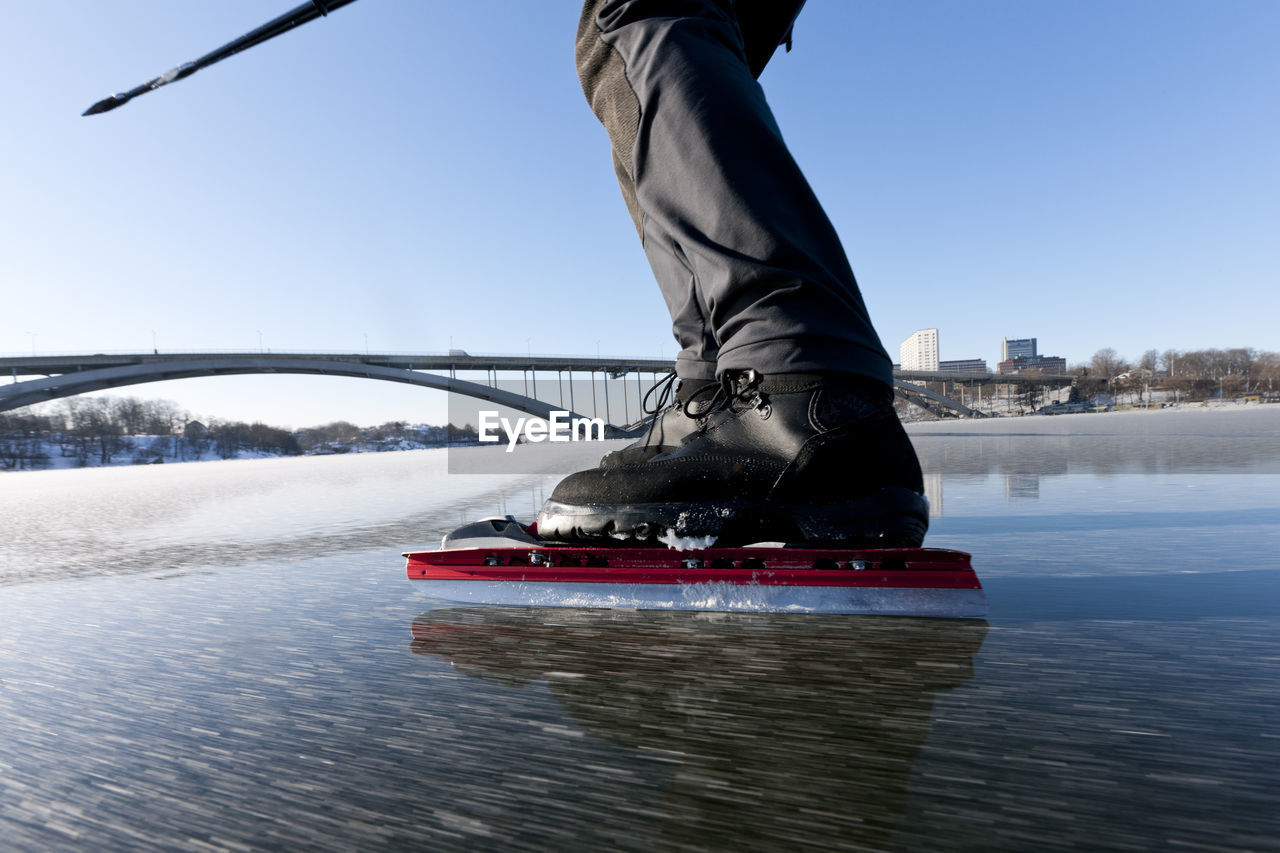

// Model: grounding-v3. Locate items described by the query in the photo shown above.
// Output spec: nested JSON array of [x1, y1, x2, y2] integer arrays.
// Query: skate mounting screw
[[484, 556, 501, 566], [681, 558, 703, 569], [529, 552, 548, 566], [849, 560, 870, 571]]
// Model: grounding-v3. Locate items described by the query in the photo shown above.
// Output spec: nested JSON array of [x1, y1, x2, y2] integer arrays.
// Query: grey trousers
[[576, 0, 893, 386]]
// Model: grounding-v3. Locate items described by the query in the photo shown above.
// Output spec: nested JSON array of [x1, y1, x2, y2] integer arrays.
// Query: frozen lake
[[1, 407, 1278, 850]]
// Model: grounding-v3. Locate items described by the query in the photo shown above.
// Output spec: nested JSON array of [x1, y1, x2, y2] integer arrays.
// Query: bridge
[[0, 351, 1074, 424]]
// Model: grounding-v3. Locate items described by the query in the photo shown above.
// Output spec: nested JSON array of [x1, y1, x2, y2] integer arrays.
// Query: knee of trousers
[[575, 1, 640, 148], [575, 0, 741, 120]]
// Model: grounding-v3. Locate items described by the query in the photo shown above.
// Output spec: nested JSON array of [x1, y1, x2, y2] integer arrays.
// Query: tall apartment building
[[899, 329, 939, 371], [1002, 337, 1037, 361]]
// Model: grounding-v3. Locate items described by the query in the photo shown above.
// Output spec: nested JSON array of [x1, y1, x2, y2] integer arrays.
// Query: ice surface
[[5, 407, 1278, 587]]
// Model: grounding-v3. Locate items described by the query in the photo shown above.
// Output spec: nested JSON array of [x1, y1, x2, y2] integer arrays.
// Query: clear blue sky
[[3, 1, 1276, 428]]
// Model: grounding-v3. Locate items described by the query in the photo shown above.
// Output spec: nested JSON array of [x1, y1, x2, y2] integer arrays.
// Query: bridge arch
[[1, 352, 998, 423], [0, 356, 594, 423]]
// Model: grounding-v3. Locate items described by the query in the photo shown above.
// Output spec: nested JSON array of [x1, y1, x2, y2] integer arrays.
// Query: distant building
[[939, 359, 989, 374], [899, 329, 939, 372], [997, 355, 1067, 375], [1002, 338, 1037, 361], [1115, 368, 1154, 382]]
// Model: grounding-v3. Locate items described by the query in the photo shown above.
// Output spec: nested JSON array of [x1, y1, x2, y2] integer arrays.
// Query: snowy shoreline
[[909, 399, 1279, 435], [4, 400, 1275, 474]]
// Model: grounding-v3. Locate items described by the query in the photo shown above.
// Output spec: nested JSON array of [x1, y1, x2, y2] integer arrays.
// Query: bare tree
[[1090, 348, 1130, 380], [184, 421, 212, 460], [1088, 348, 1131, 402], [142, 399, 188, 436], [111, 397, 148, 435], [1257, 352, 1280, 394], [0, 411, 53, 470]]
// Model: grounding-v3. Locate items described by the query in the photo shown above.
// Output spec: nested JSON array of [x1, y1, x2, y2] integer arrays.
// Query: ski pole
[[82, 0, 360, 116]]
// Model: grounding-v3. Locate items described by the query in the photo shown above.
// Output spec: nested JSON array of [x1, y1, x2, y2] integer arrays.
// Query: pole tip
[[82, 94, 126, 116]]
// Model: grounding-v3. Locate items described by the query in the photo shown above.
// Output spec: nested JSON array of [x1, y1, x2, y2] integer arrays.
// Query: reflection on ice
[[912, 407, 1280, 479], [913, 407, 1280, 516], [410, 607, 988, 850]]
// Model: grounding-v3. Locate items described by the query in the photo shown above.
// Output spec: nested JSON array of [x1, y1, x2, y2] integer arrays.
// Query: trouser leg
[[576, 0, 893, 386]]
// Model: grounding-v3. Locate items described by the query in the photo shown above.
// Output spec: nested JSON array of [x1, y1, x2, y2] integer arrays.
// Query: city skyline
[[899, 331, 1068, 374]]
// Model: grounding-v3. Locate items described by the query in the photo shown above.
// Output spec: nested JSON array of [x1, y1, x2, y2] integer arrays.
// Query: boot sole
[[536, 486, 929, 548]]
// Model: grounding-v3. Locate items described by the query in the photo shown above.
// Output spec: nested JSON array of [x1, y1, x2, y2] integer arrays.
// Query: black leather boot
[[599, 375, 715, 468], [538, 370, 928, 547]]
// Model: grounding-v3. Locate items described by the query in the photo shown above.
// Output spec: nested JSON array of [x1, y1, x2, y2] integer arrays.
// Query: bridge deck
[[1, 352, 1072, 384]]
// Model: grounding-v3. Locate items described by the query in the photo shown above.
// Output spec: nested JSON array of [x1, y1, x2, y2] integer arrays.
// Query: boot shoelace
[[632, 371, 680, 449], [641, 371, 679, 418], [681, 369, 770, 426]]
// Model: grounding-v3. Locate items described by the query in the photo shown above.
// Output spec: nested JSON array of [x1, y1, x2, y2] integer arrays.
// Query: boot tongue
[[674, 377, 716, 406], [673, 377, 724, 420]]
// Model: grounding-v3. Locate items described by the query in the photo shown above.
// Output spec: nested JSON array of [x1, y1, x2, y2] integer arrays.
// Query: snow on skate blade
[[404, 543, 988, 618], [657, 529, 718, 551]]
